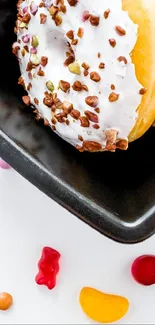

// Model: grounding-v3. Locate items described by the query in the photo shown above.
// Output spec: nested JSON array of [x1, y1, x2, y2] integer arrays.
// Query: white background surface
[[0, 168, 155, 324]]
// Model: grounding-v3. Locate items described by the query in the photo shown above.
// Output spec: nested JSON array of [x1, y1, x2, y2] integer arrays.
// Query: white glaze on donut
[[14, 0, 144, 152]]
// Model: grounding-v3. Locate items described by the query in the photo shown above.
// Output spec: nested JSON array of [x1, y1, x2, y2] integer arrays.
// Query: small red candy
[[35, 246, 61, 290], [131, 255, 155, 286]]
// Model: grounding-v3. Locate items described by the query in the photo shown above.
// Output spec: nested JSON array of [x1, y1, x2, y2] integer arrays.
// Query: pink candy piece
[[131, 255, 155, 286], [22, 35, 30, 43], [30, 47, 37, 54], [0, 159, 10, 169]]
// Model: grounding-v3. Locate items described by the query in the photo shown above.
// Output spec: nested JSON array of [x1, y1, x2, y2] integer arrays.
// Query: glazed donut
[[13, 0, 155, 152]]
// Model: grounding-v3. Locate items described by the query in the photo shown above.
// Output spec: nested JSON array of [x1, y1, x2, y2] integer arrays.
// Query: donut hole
[[46, 29, 72, 66]]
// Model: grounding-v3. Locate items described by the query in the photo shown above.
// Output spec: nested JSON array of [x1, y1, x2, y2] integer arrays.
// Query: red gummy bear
[[35, 247, 61, 290], [131, 255, 155, 286]]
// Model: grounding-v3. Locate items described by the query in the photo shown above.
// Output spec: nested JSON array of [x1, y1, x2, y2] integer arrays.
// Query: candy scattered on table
[[79, 287, 129, 324], [131, 255, 155, 286], [0, 292, 13, 311], [0, 159, 10, 169], [35, 246, 61, 290]]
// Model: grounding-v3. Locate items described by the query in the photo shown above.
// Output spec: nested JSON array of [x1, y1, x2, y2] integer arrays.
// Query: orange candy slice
[[79, 287, 129, 323], [122, 0, 155, 142]]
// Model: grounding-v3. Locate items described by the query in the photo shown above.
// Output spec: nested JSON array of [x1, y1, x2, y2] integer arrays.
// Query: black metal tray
[[0, 0, 155, 244]]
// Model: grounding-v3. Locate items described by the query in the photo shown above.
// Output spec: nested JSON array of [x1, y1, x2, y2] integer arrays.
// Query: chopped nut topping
[[78, 135, 83, 142], [49, 5, 59, 18], [31, 35, 39, 48], [18, 76, 25, 86], [22, 13, 31, 23], [41, 56, 48, 66], [40, 13, 47, 24], [67, 0, 78, 6], [98, 52, 101, 58], [84, 70, 89, 77], [99, 62, 105, 69], [70, 109, 80, 119], [139, 88, 147, 95], [55, 14, 63, 26], [83, 141, 102, 152], [82, 62, 90, 70], [109, 38, 116, 47], [38, 67, 46, 78], [77, 27, 84, 38], [39, 2, 45, 8], [64, 55, 75, 66], [72, 81, 83, 91], [90, 72, 101, 82], [22, 95, 30, 106], [111, 84, 115, 90], [71, 39, 78, 45], [76, 145, 84, 152], [116, 139, 128, 150], [62, 101, 73, 114], [85, 111, 98, 123], [90, 15, 100, 26], [115, 26, 126, 36], [93, 124, 100, 129], [43, 94, 53, 107], [117, 56, 128, 64], [85, 96, 98, 107], [34, 98, 39, 105], [66, 30, 74, 40], [109, 92, 120, 102], [27, 82, 32, 91], [79, 116, 90, 127], [105, 129, 117, 151], [104, 9, 110, 19], [60, 4, 67, 13], [95, 107, 100, 113], [82, 84, 88, 92], [59, 80, 70, 92]]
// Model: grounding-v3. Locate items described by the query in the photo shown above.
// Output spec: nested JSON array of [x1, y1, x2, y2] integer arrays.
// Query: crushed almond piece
[[83, 141, 102, 152], [62, 101, 73, 114], [85, 96, 98, 107], [116, 139, 128, 150], [22, 13, 31, 23], [34, 98, 39, 105], [90, 15, 100, 26], [78, 135, 83, 142], [64, 55, 75, 66], [72, 81, 83, 91], [98, 52, 101, 58], [104, 9, 110, 19], [82, 62, 90, 70], [66, 30, 74, 40], [59, 80, 70, 92], [22, 95, 30, 106], [71, 39, 78, 45], [111, 84, 115, 90], [40, 13, 47, 24], [76, 145, 84, 152], [84, 70, 89, 77], [70, 109, 80, 119], [99, 62, 105, 69], [77, 27, 84, 38], [95, 107, 100, 113], [139, 88, 147, 95], [67, 0, 78, 6], [109, 39, 116, 47], [117, 56, 128, 64], [90, 72, 101, 82], [41, 56, 48, 66], [109, 92, 120, 102], [85, 111, 98, 123], [37, 68, 45, 76], [39, 2, 45, 7], [115, 26, 126, 36], [93, 124, 100, 129], [79, 116, 90, 127], [82, 84, 88, 92]]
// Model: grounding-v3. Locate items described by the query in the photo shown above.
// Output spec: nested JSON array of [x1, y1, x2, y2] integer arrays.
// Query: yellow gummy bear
[[79, 287, 129, 324]]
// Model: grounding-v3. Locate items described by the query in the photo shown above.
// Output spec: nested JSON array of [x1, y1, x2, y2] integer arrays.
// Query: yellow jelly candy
[[79, 287, 129, 323]]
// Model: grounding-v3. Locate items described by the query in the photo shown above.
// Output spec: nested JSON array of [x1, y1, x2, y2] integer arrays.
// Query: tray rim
[[1, 130, 155, 244]]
